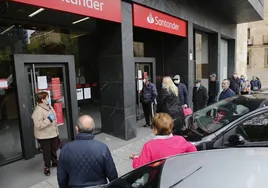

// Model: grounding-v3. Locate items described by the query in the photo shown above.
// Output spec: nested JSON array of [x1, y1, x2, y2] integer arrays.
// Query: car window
[[192, 96, 264, 134], [107, 160, 165, 188], [236, 112, 268, 142]]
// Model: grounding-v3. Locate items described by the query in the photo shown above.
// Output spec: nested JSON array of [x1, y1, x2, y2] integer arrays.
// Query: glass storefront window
[[195, 32, 209, 89], [0, 13, 103, 164]]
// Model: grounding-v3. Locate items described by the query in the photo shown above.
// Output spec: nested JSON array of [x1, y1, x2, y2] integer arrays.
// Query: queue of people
[[30, 72, 262, 187]]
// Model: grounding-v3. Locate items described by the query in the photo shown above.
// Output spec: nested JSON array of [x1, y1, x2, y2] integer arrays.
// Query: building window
[[247, 50, 251, 68], [265, 48, 268, 68]]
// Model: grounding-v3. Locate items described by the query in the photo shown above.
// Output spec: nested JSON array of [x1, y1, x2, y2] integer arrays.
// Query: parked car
[[103, 148, 268, 188], [181, 93, 268, 150]]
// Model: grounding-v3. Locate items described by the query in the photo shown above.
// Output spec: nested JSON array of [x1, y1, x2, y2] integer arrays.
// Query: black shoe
[[143, 124, 150, 127], [44, 167, 51, 176]]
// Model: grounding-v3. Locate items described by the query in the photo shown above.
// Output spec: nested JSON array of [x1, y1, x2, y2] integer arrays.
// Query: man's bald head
[[76, 115, 95, 133]]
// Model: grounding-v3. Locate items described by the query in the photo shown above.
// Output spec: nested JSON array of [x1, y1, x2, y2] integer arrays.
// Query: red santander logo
[[133, 4, 187, 37], [146, 12, 180, 31]]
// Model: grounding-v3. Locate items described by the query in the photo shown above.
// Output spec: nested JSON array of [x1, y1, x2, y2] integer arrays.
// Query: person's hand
[[182, 104, 188, 108], [48, 113, 55, 121], [129, 154, 136, 160]]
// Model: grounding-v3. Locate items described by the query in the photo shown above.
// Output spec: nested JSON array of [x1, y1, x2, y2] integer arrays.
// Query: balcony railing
[[247, 37, 254, 46], [263, 35, 268, 44]]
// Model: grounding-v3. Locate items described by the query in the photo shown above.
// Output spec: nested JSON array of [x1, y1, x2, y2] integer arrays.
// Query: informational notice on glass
[[138, 80, 143, 91], [37, 76, 48, 89], [84, 88, 91, 99], [138, 70, 142, 79], [52, 77, 61, 100], [80, 76, 86, 84], [77, 88, 83, 100], [54, 102, 64, 126], [0, 79, 8, 89]]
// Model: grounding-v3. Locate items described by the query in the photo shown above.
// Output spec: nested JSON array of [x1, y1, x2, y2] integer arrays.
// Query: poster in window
[[52, 77, 61, 100], [54, 102, 64, 126], [0, 79, 8, 89]]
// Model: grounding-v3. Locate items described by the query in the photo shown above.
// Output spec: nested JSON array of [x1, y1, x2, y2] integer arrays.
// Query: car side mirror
[[228, 134, 246, 146]]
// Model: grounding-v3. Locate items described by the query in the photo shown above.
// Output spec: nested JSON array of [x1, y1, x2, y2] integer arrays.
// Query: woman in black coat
[[157, 77, 184, 133]]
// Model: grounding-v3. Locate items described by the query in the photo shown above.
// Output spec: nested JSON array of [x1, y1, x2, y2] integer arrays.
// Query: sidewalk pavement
[[0, 123, 153, 188]]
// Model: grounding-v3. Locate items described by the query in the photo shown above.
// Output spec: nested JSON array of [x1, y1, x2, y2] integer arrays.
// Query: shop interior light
[[29, 8, 45, 18], [72, 17, 90, 25], [0, 25, 15, 35]]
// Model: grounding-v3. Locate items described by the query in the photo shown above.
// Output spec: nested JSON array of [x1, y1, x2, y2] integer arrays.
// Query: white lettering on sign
[[147, 12, 179, 31], [63, 0, 104, 11]]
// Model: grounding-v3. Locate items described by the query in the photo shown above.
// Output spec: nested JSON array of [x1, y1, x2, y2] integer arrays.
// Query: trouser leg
[[50, 137, 58, 164], [142, 102, 151, 125], [38, 139, 51, 168]]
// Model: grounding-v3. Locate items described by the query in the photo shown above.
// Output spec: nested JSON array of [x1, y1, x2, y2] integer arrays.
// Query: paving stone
[[29, 181, 53, 188], [112, 154, 127, 166], [111, 146, 132, 160], [116, 160, 133, 177], [46, 176, 59, 188]]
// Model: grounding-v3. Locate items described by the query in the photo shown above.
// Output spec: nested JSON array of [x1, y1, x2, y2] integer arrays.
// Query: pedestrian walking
[[158, 76, 182, 119], [207, 73, 219, 105], [31, 91, 59, 176], [219, 79, 236, 101], [158, 76, 184, 134], [57, 115, 118, 188], [173, 75, 188, 106], [250, 76, 261, 91], [229, 72, 240, 95], [192, 80, 208, 112], [141, 76, 157, 127], [240, 76, 251, 95], [129, 113, 197, 169]]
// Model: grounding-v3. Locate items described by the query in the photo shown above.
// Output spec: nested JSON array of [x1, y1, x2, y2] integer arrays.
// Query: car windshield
[[193, 96, 266, 134]]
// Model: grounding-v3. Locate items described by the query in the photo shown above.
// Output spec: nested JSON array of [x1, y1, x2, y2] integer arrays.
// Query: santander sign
[[133, 4, 187, 37], [10, 0, 122, 23]]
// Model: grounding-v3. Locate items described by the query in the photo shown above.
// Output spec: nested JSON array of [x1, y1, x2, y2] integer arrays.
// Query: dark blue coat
[[57, 133, 118, 188], [176, 83, 188, 105], [219, 88, 236, 101], [141, 82, 157, 103]]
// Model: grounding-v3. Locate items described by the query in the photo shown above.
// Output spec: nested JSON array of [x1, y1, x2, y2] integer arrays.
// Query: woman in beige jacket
[[32, 91, 59, 176]]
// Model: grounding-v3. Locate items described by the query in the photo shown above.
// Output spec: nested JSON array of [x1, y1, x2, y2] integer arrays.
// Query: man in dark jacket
[[229, 72, 240, 95], [250, 76, 261, 91], [219, 79, 236, 101], [173, 75, 188, 106], [141, 76, 157, 127], [192, 80, 208, 112], [208, 74, 219, 105], [57, 115, 118, 188]]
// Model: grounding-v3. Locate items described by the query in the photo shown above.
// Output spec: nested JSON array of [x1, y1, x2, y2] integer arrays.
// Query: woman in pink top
[[130, 113, 197, 169]]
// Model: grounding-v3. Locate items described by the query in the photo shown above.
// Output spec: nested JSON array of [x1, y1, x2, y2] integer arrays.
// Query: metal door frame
[[134, 57, 156, 120], [134, 57, 156, 84], [12, 54, 78, 160]]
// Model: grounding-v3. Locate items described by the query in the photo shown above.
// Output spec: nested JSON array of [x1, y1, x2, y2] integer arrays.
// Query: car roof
[[238, 93, 268, 100], [161, 148, 268, 188]]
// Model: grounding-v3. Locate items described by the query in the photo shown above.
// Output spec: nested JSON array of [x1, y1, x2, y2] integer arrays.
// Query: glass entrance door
[[135, 61, 155, 120], [25, 64, 71, 149]]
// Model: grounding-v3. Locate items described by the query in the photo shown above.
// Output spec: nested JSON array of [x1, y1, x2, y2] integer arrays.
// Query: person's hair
[[152, 113, 174, 135], [223, 79, 230, 86], [163, 76, 178, 96], [36, 92, 49, 104], [77, 116, 95, 133]]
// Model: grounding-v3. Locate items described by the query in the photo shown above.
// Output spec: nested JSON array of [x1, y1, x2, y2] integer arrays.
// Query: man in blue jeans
[[141, 76, 157, 127]]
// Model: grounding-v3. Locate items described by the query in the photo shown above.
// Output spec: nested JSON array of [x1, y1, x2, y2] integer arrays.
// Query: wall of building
[[236, 23, 248, 76], [247, 0, 268, 87]]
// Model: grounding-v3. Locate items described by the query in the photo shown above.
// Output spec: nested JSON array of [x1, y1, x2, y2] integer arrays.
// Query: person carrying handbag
[[32, 91, 60, 176]]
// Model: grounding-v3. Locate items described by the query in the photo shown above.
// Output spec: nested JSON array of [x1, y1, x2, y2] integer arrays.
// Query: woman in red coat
[[130, 113, 197, 169]]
